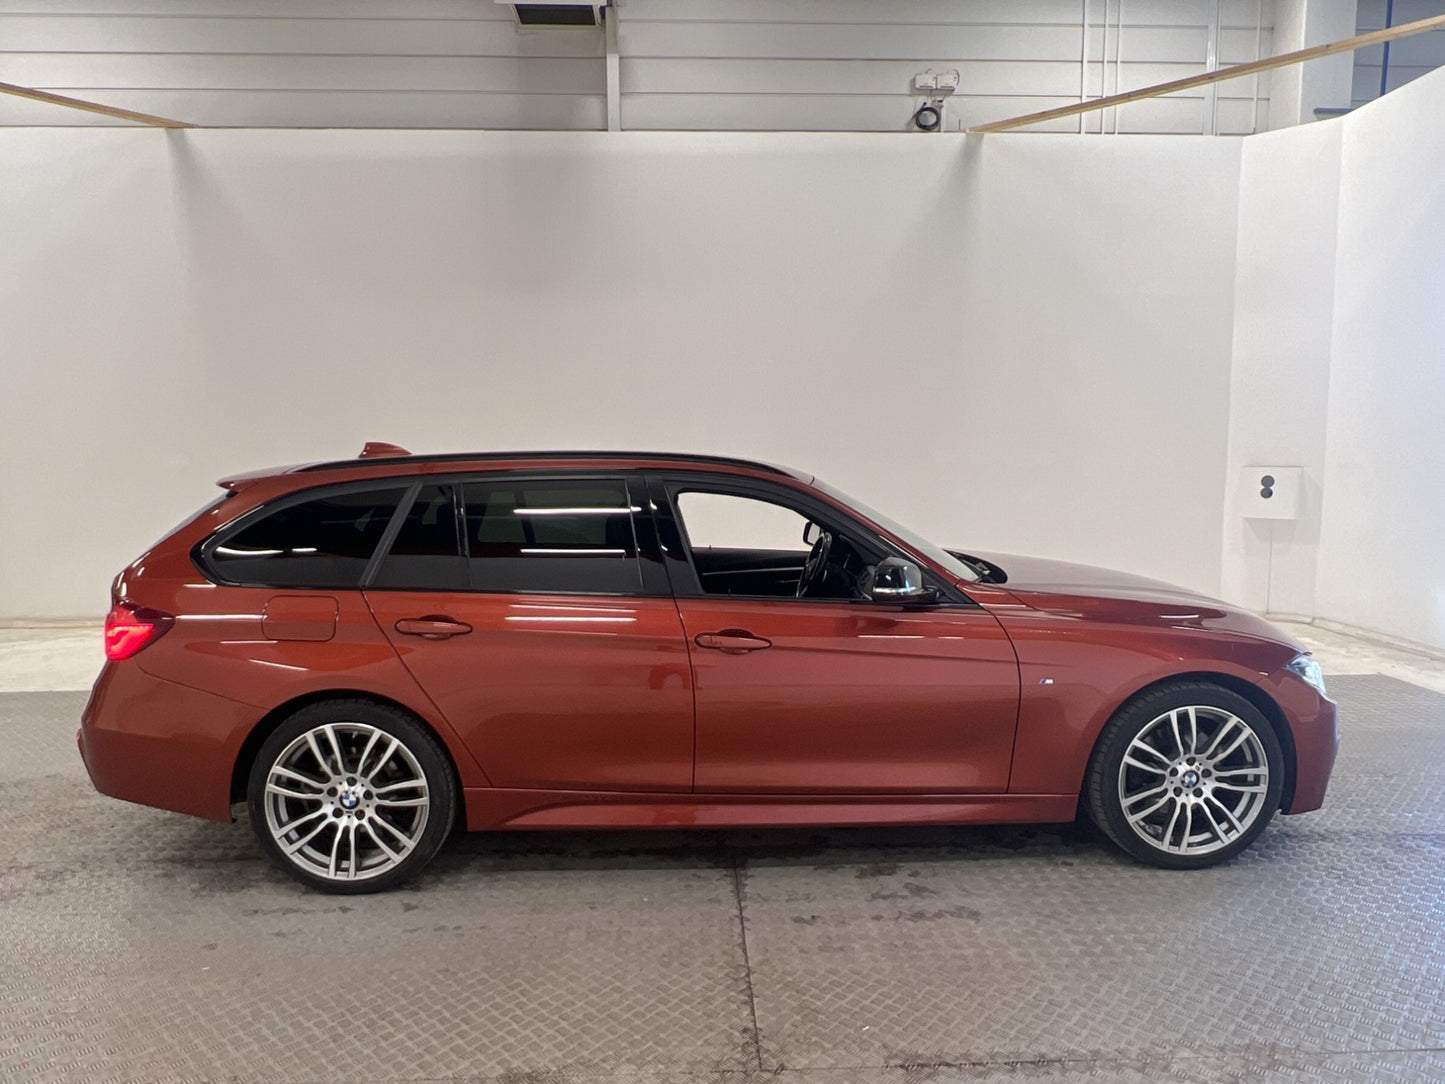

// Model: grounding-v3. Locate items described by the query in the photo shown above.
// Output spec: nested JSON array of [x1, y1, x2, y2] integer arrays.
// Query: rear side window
[[462, 479, 641, 594], [205, 486, 406, 588]]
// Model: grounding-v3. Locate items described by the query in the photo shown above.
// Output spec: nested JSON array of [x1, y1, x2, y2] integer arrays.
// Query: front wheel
[[247, 699, 457, 893], [1086, 682, 1285, 869]]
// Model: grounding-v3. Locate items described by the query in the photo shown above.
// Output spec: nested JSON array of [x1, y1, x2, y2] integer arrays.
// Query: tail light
[[104, 602, 175, 661]]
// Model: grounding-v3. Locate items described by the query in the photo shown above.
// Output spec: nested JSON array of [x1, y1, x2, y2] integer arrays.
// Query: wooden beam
[[0, 81, 195, 129], [968, 13, 1445, 133]]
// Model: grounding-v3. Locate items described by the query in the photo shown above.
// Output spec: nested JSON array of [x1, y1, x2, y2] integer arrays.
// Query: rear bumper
[[79, 661, 260, 822]]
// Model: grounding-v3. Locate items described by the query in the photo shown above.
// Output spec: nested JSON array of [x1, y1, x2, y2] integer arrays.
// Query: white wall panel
[[616, 23, 1092, 62], [623, 59, 1087, 98], [0, 3, 605, 128], [0, 0, 491, 12], [624, 0, 1269, 27], [1218, 66, 1445, 649], [0, 89, 606, 129], [0, 0, 1272, 132], [0, 14, 606, 55], [618, 0, 1271, 134]]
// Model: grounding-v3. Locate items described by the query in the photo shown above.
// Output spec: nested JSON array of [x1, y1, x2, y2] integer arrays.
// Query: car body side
[[79, 454, 1339, 833]]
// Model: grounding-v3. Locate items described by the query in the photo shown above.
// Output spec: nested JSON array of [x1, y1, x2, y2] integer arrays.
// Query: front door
[[363, 475, 694, 791], [660, 479, 1020, 793]]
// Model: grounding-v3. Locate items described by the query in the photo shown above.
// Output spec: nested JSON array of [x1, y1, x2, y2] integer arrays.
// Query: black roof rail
[[293, 450, 803, 479]]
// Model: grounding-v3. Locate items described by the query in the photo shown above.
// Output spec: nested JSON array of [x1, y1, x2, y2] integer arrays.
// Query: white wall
[[1315, 67, 1445, 650], [1222, 119, 1342, 617], [1223, 65, 1445, 653], [0, 128, 1243, 619]]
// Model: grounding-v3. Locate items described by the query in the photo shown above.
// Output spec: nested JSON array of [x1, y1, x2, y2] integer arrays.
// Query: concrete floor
[[1, 622, 1443, 1082]]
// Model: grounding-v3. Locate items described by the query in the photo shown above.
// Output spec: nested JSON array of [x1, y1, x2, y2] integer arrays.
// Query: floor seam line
[[731, 857, 765, 1073]]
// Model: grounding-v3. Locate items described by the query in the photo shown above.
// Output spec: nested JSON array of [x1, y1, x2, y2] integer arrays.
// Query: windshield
[[810, 478, 980, 583]]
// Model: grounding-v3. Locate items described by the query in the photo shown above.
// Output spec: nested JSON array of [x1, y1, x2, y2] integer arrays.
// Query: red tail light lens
[[104, 602, 174, 661]]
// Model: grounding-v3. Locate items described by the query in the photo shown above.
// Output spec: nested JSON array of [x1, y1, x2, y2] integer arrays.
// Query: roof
[[219, 448, 811, 490]]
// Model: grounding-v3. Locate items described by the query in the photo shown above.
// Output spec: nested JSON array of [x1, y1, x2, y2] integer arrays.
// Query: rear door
[[363, 473, 695, 791]]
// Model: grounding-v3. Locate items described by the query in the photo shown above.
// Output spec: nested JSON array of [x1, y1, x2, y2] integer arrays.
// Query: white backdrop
[[1316, 70, 1445, 651], [1223, 67, 1445, 653], [0, 129, 1242, 619]]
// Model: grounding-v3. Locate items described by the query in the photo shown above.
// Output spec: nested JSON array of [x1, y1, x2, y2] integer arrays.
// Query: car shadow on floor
[[425, 818, 1115, 878]]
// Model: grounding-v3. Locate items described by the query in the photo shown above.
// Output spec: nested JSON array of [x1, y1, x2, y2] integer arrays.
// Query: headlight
[[1284, 653, 1327, 696]]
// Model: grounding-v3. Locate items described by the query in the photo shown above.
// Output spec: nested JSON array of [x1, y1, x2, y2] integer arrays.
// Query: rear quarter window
[[201, 485, 407, 588]]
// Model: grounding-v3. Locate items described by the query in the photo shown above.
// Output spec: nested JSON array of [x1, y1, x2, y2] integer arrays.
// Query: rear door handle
[[395, 615, 473, 640], [694, 629, 772, 654]]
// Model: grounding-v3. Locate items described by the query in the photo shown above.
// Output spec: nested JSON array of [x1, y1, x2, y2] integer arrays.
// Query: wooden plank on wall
[[971, 12, 1445, 131], [0, 79, 194, 125], [0, 87, 605, 128], [4, 54, 605, 95]]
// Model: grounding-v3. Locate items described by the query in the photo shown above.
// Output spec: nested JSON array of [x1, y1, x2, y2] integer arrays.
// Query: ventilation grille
[[510, 3, 601, 26]]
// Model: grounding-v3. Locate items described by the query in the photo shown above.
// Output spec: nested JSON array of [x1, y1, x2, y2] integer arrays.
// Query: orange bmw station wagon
[[81, 445, 1339, 892]]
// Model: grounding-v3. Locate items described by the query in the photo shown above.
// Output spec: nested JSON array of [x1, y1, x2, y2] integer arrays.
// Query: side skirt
[[461, 789, 1078, 832]]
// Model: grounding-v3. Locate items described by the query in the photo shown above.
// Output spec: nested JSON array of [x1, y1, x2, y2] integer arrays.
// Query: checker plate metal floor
[[0, 676, 1441, 1083]]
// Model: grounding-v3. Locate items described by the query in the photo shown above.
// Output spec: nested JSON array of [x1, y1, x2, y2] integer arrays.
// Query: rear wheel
[[247, 699, 456, 893], [1086, 682, 1284, 869]]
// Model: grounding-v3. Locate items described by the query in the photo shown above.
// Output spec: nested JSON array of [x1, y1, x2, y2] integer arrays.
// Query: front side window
[[672, 487, 871, 600], [462, 479, 642, 594], [206, 486, 406, 588]]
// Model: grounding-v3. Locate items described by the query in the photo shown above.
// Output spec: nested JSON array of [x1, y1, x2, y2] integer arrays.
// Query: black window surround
[[195, 470, 671, 598], [193, 467, 971, 606]]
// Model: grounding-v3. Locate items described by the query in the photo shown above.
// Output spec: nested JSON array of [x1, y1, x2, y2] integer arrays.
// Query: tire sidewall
[[247, 699, 457, 894], [1089, 683, 1285, 870]]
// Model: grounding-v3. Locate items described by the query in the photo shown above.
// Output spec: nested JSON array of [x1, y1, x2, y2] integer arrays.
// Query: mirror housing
[[862, 557, 931, 602]]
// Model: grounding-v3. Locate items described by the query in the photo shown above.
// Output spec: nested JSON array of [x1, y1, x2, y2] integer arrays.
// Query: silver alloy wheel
[[1117, 705, 1270, 857], [262, 722, 431, 882]]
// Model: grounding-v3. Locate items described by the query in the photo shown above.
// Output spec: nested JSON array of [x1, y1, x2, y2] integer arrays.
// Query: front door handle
[[395, 615, 473, 640], [694, 629, 772, 655]]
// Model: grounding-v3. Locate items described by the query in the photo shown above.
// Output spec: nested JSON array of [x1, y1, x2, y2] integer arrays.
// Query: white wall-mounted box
[[1240, 466, 1302, 520]]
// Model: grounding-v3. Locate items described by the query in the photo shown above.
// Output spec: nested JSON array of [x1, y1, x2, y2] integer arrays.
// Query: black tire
[[1085, 681, 1285, 869], [247, 699, 457, 893]]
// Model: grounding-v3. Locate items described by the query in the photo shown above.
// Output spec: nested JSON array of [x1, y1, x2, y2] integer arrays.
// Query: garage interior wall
[[1223, 66, 1445, 654], [1316, 68, 1445, 652], [1, 67, 1440, 653], [0, 129, 1242, 619]]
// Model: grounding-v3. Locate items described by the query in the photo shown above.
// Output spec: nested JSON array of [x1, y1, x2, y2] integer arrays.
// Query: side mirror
[[803, 521, 822, 546], [862, 557, 929, 601]]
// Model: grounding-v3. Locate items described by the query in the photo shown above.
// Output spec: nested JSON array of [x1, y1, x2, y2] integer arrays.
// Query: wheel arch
[[230, 689, 468, 815], [1087, 670, 1298, 813]]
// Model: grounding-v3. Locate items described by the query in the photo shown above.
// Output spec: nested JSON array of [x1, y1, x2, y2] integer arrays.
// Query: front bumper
[[1261, 670, 1340, 815]]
